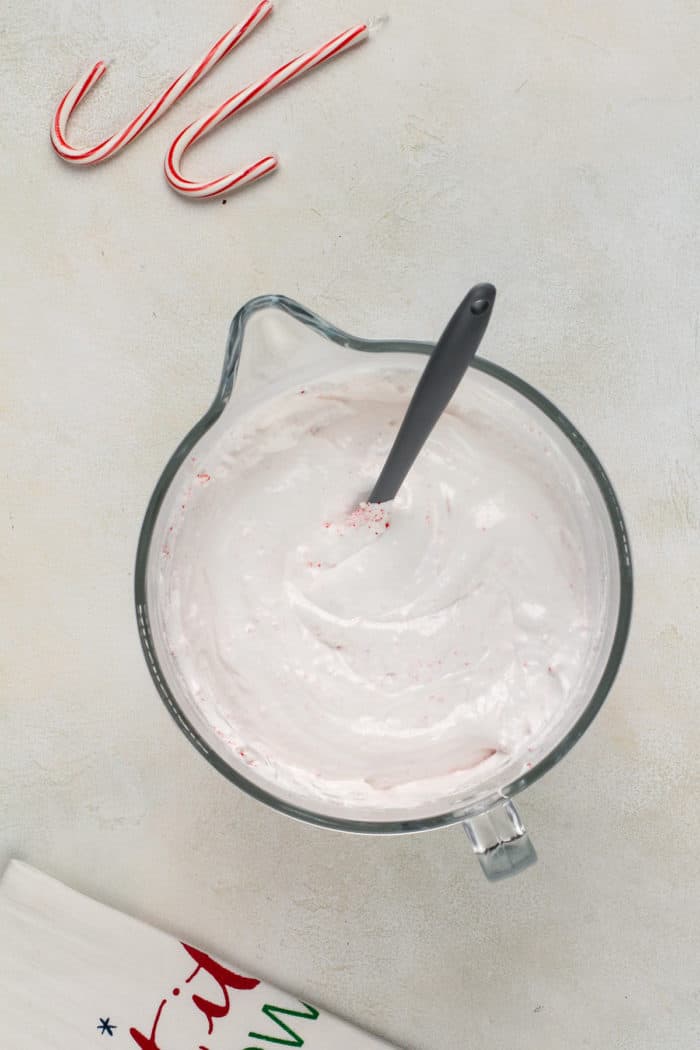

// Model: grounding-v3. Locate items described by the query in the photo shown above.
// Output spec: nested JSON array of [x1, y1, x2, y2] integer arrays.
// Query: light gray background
[[2, 1, 699, 1047]]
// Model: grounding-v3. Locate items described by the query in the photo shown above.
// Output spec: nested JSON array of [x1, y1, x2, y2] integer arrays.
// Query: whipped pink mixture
[[155, 361, 612, 813]]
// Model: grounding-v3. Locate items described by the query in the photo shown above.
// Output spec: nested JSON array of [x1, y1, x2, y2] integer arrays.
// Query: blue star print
[[97, 1018, 117, 1036]]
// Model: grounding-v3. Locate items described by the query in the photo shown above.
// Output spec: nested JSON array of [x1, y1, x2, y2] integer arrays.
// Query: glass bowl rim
[[134, 294, 633, 835]]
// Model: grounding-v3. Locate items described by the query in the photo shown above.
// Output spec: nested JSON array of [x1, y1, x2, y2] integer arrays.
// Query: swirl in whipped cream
[[157, 360, 611, 812]]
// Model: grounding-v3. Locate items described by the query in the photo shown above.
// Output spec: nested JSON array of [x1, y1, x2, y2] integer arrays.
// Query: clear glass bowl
[[135, 295, 632, 879]]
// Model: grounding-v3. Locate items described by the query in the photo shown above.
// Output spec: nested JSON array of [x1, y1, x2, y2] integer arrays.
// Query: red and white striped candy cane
[[164, 22, 370, 199], [51, 0, 273, 165]]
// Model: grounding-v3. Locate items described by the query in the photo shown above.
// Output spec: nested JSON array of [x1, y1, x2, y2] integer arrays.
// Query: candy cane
[[51, 0, 273, 165], [165, 22, 371, 199]]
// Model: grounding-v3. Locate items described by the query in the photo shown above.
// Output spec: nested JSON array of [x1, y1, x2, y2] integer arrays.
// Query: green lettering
[[247, 1002, 320, 1047]]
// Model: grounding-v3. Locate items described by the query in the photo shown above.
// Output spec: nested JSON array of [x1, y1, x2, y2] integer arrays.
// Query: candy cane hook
[[165, 22, 371, 199], [51, 0, 273, 165]]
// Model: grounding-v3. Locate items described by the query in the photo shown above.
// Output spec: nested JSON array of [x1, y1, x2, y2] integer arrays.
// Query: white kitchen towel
[[0, 860, 399, 1049]]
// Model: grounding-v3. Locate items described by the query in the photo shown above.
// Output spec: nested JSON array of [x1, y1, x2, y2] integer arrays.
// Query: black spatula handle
[[369, 283, 496, 504]]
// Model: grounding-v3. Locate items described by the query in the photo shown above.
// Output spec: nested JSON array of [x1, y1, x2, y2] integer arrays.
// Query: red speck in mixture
[[299, 389, 306, 395], [196, 472, 211, 483], [322, 521, 331, 528], [548, 665, 554, 674], [338, 502, 394, 537]]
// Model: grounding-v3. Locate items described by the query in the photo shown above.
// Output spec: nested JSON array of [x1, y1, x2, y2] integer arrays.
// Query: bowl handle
[[462, 800, 537, 881]]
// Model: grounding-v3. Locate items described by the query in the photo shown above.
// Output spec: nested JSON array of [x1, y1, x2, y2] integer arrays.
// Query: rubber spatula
[[369, 282, 497, 504]]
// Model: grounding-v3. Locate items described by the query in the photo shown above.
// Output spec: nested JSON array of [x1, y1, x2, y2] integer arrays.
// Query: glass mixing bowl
[[135, 295, 632, 880]]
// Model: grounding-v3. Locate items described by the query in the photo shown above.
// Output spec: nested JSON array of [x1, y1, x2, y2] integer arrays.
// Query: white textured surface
[[1, 1, 699, 1048]]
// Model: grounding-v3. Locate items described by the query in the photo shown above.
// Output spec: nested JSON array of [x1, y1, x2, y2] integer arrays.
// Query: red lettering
[[130, 943, 260, 1047], [129, 998, 167, 1050], [182, 942, 260, 1035]]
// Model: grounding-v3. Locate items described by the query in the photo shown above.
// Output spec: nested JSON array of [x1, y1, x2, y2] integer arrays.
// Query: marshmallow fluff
[[156, 361, 612, 812]]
